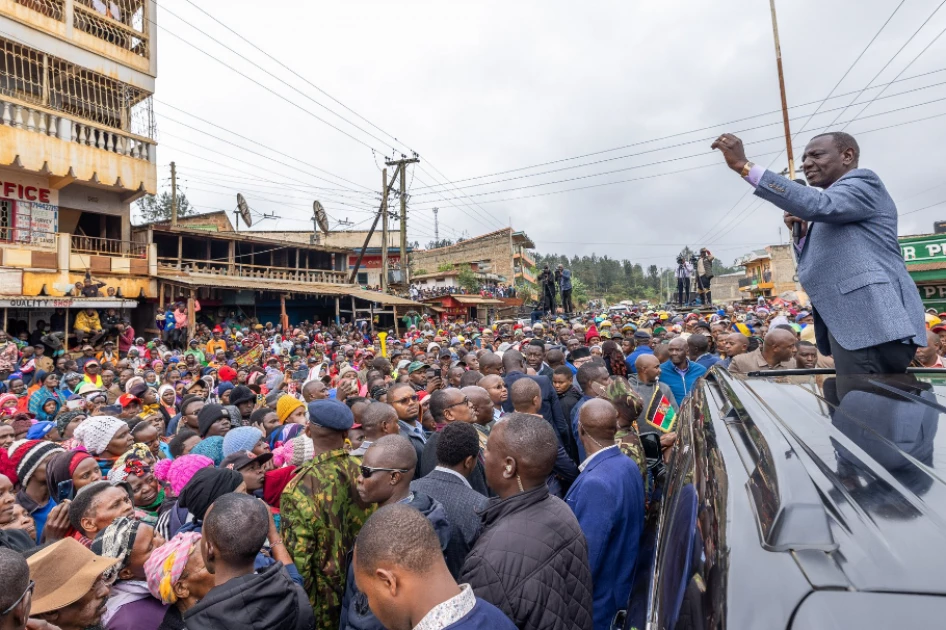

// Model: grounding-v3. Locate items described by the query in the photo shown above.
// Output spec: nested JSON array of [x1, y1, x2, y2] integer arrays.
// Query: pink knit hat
[[153, 454, 213, 496]]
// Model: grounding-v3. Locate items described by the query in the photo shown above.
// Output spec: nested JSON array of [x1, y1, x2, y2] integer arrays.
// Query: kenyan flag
[[646, 388, 676, 433]]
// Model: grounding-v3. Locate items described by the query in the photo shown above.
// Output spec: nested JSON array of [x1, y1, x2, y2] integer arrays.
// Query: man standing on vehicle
[[712, 132, 925, 374]]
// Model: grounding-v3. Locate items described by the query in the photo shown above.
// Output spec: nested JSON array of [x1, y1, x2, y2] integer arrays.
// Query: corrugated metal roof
[[156, 273, 425, 307], [906, 261, 946, 272]]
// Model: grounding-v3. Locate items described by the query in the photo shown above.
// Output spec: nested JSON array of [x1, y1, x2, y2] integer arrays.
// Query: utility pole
[[349, 166, 401, 285], [380, 168, 389, 292], [769, 0, 796, 180], [433, 207, 439, 244], [386, 156, 420, 286], [170, 161, 178, 226]]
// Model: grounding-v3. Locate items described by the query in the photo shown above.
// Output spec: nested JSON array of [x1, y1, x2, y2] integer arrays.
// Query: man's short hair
[[356, 504, 442, 576], [459, 370, 483, 387], [371, 434, 418, 471], [577, 362, 606, 390], [496, 412, 557, 476], [811, 131, 860, 162], [428, 389, 452, 423], [68, 481, 121, 534], [436, 422, 480, 467], [169, 429, 199, 458], [552, 365, 574, 379], [360, 402, 397, 431], [0, 547, 29, 612], [204, 493, 269, 565], [687, 333, 709, 355], [509, 377, 540, 411], [796, 340, 816, 349]]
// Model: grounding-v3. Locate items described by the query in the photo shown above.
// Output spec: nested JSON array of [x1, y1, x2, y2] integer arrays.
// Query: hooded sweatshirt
[[183, 562, 314, 630], [340, 492, 453, 630]]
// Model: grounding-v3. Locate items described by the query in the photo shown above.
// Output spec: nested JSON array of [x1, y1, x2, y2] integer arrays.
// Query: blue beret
[[307, 399, 353, 431]]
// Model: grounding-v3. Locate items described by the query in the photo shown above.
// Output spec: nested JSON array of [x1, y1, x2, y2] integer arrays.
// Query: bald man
[[729, 328, 797, 373], [344, 435, 462, 628], [566, 400, 645, 630], [353, 402, 400, 457], [629, 354, 677, 429]]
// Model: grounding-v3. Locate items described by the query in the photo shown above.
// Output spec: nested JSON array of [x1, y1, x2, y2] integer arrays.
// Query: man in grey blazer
[[712, 131, 925, 374]]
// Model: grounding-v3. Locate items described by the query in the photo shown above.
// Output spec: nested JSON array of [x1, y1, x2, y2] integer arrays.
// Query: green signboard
[[900, 235, 946, 263]]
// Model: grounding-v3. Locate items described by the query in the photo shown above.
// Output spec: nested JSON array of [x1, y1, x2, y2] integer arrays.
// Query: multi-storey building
[[0, 0, 157, 336]]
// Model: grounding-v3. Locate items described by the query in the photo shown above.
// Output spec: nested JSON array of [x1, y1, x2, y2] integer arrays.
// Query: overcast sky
[[152, 0, 946, 268]]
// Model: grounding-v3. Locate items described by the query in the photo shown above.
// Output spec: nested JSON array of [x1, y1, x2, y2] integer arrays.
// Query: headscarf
[[45, 450, 95, 499], [177, 467, 243, 521], [114, 443, 154, 470], [73, 416, 126, 456], [28, 385, 65, 420], [144, 532, 201, 605], [91, 516, 143, 578]]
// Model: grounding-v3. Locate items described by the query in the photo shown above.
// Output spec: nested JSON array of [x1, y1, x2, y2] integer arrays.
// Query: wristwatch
[[740, 161, 755, 178]]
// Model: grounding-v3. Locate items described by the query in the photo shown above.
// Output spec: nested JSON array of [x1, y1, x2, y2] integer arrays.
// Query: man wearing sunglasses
[[419, 389, 474, 479], [342, 435, 458, 630]]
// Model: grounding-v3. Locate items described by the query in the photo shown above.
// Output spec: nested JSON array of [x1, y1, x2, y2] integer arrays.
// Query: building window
[[356, 272, 368, 285]]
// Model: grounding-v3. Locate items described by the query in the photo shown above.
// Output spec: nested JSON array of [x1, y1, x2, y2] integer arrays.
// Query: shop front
[[899, 233, 946, 312]]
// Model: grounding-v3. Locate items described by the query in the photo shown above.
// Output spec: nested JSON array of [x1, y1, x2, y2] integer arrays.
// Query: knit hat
[[153, 454, 214, 496], [55, 410, 87, 436], [45, 451, 94, 499], [196, 404, 230, 438], [144, 531, 202, 604], [9, 440, 63, 487], [73, 416, 126, 456], [222, 426, 263, 457], [228, 385, 256, 407], [218, 366, 237, 383], [190, 436, 224, 466], [272, 433, 314, 468], [276, 395, 304, 424]]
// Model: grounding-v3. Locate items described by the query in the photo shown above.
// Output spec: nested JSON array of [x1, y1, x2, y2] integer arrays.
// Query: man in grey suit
[[411, 422, 489, 575], [712, 131, 925, 374]]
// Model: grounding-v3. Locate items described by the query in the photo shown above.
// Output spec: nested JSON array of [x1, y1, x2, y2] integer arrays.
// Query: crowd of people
[[4, 293, 938, 630], [409, 283, 516, 300]]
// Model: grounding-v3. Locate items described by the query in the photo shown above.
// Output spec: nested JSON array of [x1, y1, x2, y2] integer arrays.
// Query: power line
[[822, 0, 946, 131]]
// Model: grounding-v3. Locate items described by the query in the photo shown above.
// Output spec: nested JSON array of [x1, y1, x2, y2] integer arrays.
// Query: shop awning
[[156, 274, 426, 308], [450, 295, 504, 305], [0, 297, 139, 308]]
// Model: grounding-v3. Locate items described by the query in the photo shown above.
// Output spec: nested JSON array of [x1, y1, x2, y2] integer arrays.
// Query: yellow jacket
[[74, 310, 102, 333]]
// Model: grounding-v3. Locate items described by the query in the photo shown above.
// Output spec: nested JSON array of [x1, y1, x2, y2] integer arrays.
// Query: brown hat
[[27, 538, 119, 614]]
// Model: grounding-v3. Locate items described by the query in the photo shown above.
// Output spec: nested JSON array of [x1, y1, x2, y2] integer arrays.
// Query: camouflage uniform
[[280, 448, 374, 630]]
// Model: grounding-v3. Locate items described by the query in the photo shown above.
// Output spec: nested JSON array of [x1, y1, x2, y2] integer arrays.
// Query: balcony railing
[[0, 94, 154, 161], [14, 0, 64, 20], [73, 0, 149, 59], [71, 234, 146, 257], [158, 257, 349, 284]]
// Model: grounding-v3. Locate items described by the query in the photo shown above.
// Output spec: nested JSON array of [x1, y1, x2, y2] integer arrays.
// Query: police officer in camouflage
[[280, 399, 374, 630]]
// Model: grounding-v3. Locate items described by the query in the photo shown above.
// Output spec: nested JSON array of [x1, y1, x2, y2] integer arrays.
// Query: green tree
[[457, 265, 480, 292], [135, 191, 194, 224]]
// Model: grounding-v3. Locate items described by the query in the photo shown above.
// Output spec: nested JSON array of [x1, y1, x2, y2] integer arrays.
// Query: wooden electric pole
[[170, 161, 178, 226], [380, 168, 389, 292], [769, 0, 796, 180], [349, 166, 401, 285], [385, 157, 420, 286]]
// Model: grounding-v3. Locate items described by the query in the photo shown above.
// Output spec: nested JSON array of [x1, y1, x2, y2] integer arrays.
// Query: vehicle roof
[[712, 370, 946, 596]]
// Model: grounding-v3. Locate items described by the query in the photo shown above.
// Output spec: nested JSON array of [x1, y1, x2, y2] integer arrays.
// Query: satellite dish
[[313, 201, 329, 234], [236, 193, 253, 228]]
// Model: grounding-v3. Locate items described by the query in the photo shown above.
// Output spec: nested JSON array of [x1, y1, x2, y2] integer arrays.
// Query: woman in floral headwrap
[[108, 456, 166, 525]]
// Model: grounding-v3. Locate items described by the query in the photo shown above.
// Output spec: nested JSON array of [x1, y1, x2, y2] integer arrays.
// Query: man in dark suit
[[713, 131, 925, 374], [420, 389, 488, 495], [411, 422, 489, 574], [501, 349, 575, 461]]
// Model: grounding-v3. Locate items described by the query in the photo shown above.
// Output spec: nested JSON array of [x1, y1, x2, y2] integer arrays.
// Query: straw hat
[[27, 538, 119, 615]]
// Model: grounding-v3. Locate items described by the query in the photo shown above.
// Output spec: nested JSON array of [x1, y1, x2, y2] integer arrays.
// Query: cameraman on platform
[[696, 248, 714, 305], [675, 256, 692, 306]]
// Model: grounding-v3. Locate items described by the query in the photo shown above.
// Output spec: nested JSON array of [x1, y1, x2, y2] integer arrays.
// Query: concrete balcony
[[0, 229, 156, 297], [514, 250, 535, 269], [157, 257, 350, 285], [0, 0, 155, 76], [0, 93, 156, 197], [515, 267, 536, 285]]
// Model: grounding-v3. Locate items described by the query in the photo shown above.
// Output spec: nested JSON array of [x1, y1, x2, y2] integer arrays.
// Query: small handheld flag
[[645, 387, 677, 433]]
